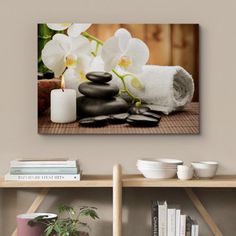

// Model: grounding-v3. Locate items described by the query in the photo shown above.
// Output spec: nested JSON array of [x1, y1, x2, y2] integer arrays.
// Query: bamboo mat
[[38, 102, 199, 134]]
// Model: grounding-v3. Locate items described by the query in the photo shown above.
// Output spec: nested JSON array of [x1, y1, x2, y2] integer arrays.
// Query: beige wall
[[1, 0, 236, 235]]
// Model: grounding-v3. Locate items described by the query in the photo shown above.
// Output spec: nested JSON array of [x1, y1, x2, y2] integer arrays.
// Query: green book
[[10, 167, 78, 175]]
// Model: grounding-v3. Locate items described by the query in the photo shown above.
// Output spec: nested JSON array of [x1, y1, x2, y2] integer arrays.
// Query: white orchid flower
[[101, 28, 150, 74], [47, 23, 91, 37], [42, 33, 91, 77]]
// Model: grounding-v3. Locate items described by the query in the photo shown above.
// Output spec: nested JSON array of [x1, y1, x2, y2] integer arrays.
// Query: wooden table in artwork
[[38, 102, 199, 134]]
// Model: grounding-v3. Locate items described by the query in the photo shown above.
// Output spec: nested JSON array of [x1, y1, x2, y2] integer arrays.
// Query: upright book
[[180, 214, 186, 236], [152, 200, 159, 236], [158, 201, 167, 236], [167, 207, 176, 236], [175, 209, 181, 236]]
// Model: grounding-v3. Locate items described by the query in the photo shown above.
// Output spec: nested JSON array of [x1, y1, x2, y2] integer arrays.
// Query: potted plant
[[28, 204, 99, 236]]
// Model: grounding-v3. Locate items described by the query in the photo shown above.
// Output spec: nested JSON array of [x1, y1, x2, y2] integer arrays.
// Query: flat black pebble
[[127, 115, 159, 127], [129, 106, 151, 115], [143, 106, 163, 115], [109, 113, 129, 124], [77, 96, 129, 117], [79, 115, 108, 127], [79, 82, 119, 98], [141, 111, 161, 120], [86, 72, 112, 83]]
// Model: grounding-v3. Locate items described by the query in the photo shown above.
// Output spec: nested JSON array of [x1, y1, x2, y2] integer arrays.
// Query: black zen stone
[[79, 82, 119, 98], [129, 106, 151, 115], [79, 115, 108, 127], [86, 72, 112, 83], [109, 113, 130, 124], [143, 105, 163, 115], [77, 96, 129, 117], [141, 112, 161, 120], [127, 115, 160, 127]]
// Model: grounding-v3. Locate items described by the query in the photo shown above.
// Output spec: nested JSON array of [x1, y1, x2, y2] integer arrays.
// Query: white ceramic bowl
[[177, 165, 194, 180], [138, 167, 177, 179], [137, 158, 183, 169], [191, 161, 218, 178]]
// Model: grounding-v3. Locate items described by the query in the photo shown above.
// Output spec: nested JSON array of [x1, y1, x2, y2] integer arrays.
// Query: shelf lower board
[[1, 175, 236, 188], [123, 175, 236, 188]]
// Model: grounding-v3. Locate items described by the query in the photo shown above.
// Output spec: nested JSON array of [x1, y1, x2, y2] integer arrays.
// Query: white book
[[194, 225, 199, 236], [167, 208, 176, 236], [175, 209, 181, 236], [5, 173, 81, 181], [191, 221, 199, 236], [180, 215, 186, 236], [158, 201, 167, 236], [10, 159, 77, 168]]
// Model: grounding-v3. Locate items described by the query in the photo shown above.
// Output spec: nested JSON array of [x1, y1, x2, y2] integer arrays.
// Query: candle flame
[[61, 76, 65, 92]]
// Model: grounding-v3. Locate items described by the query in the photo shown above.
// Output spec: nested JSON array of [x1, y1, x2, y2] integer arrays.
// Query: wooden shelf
[[1, 175, 236, 188], [122, 175, 236, 188]]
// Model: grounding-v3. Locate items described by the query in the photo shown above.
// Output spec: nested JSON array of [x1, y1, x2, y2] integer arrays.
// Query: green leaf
[[131, 77, 145, 90], [44, 224, 54, 236], [80, 208, 99, 220]]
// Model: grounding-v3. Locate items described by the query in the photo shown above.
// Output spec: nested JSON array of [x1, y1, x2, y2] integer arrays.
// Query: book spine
[[186, 216, 192, 236], [158, 202, 167, 236], [5, 174, 80, 181], [194, 225, 199, 236], [167, 209, 176, 236], [191, 225, 195, 236], [152, 201, 159, 236], [10, 160, 77, 168], [180, 215, 186, 236], [175, 209, 181, 236], [10, 167, 78, 175]]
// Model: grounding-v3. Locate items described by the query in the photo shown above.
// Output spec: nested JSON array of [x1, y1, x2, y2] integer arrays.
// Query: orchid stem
[[112, 69, 141, 104], [82, 32, 103, 45]]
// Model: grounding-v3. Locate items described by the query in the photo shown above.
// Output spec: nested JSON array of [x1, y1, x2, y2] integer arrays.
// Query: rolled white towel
[[111, 65, 195, 114]]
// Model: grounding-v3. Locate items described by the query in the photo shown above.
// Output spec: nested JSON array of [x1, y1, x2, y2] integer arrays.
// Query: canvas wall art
[[38, 24, 199, 134]]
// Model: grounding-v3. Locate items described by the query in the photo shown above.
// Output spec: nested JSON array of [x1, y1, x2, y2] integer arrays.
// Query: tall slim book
[[158, 201, 167, 236], [186, 216, 192, 236], [152, 201, 159, 236], [175, 209, 181, 236], [180, 214, 186, 236], [167, 208, 176, 236], [191, 220, 199, 236], [5, 173, 81, 181]]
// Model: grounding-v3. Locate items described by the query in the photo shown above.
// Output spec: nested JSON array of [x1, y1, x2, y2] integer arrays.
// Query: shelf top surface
[[1, 175, 236, 188]]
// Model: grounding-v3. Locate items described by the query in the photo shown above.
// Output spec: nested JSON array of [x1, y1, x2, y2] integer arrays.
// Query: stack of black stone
[[76, 72, 161, 127]]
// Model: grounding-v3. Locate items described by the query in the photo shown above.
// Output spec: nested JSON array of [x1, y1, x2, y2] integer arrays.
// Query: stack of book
[[5, 159, 81, 181], [152, 201, 199, 236]]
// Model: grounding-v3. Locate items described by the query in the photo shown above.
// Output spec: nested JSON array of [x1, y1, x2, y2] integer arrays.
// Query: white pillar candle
[[50, 89, 76, 123]]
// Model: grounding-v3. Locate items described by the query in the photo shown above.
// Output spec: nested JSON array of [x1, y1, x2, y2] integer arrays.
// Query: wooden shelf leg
[[184, 188, 223, 236], [113, 164, 122, 236], [11, 188, 50, 236]]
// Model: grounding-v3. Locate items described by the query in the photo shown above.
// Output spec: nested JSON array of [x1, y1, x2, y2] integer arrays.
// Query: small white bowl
[[191, 161, 218, 178], [177, 165, 193, 172], [177, 165, 194, 180]]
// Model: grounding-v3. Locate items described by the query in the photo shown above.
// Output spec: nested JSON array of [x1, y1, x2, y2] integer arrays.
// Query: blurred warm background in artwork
[[87, 24, 199, 102]]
